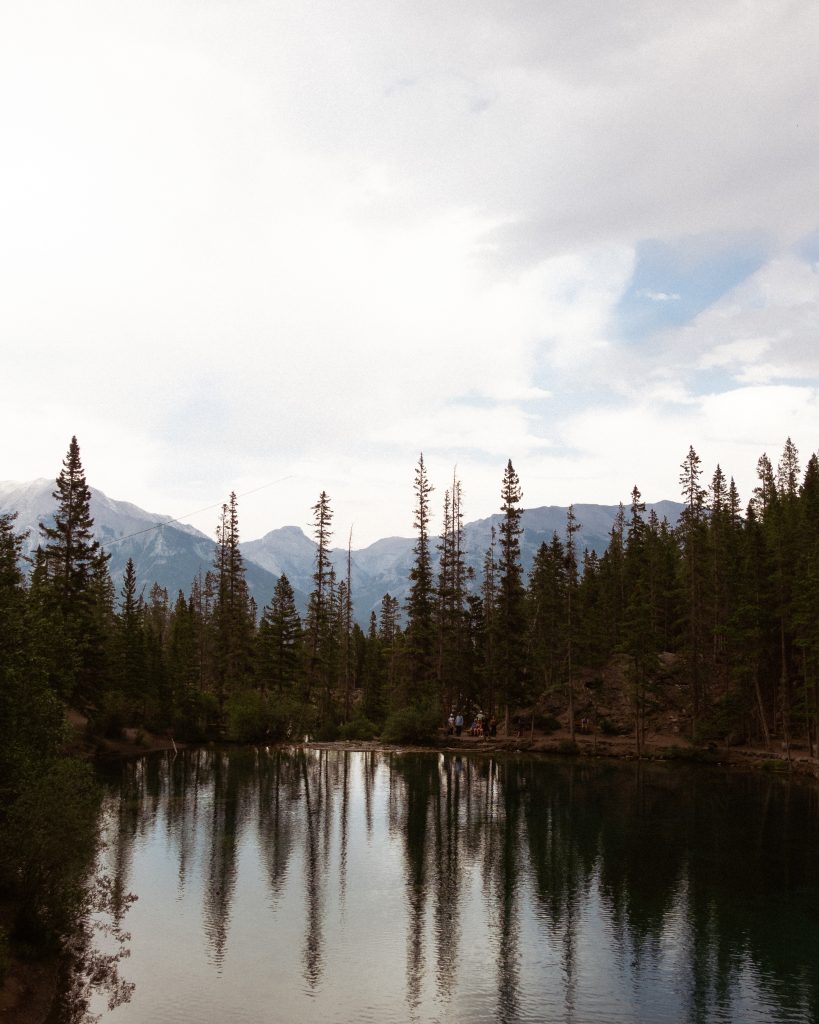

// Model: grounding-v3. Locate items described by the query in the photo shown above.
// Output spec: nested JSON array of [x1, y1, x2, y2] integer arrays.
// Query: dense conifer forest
[[3, 435, 819, 756], [2, 433, 819, 973]]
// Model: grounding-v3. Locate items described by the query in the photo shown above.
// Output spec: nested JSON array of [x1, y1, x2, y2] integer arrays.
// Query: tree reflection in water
[[76, 750, 819, 1024]]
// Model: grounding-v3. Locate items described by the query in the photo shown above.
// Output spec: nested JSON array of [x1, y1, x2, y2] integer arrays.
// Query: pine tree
[[342, 531, 354, 720], [378, 593, 401, 708], [622, 487, 660, 753], [497, 460, 526, 721], [212, 493, 254, 714], [167, 589, 198, 726], [527, 535, 566, 702], [481, 526, 499, 713], [361, 610, 386, 723], [257, 574, 302, 696], [115, 557, 146, 707], [406, 454, 435, 704], [564, 505, 581, 740], [37, 436, 111, 702], [304, 491, 337, 719], [0, 512, 28, 673], [598, 504, 626, 652], [677, 446, 708, 737], [794, 454, 819, 754], [435, 473, 469, 712]]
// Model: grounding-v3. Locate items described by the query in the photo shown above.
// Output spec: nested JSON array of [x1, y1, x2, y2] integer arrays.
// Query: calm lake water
[[61, 749, 819, 1024]]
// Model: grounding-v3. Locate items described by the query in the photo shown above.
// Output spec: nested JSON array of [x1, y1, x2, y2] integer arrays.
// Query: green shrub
[[314, 719, 339, 742], [225, 690, 293, 744], [87, 692, 131, 739], [556, 739, 579, 755], [337, 715, 380, 741], [382, 705, 440, 744], [534, 713, 561, 734], [174, 691, 221, 742]]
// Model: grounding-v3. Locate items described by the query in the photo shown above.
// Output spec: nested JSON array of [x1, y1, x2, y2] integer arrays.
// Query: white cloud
[[2, 2, 819, 542], [652, 256, 819, 387], [637, 290, 681, 302]]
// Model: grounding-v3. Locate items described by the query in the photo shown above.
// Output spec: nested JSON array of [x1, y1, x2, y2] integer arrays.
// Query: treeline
[[3, 437, 819, 759]]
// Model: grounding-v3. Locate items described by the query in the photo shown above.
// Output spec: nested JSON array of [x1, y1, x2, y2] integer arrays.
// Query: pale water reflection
[[72, 749, 819, 1024]]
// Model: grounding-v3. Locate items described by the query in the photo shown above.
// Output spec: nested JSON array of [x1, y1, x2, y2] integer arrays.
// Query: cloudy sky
[[2, 1, 818, 546]]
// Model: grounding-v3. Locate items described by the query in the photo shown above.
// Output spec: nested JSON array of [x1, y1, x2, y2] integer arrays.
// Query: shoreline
[[86, 721, 819, 781], [301, 732, 819, 780]]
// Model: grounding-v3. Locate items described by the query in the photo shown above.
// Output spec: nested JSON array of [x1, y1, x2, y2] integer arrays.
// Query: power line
[[101, 475, 295, 548]]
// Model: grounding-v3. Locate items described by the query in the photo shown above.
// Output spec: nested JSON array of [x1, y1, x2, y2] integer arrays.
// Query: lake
[[57, 748, 819, 1023]]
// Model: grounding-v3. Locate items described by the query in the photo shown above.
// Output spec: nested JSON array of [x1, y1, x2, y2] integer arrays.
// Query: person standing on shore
[[455, 712, 464, 737]]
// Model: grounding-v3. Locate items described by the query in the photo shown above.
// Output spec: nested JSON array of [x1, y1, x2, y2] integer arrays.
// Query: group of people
[[447, 710, 498, 739]]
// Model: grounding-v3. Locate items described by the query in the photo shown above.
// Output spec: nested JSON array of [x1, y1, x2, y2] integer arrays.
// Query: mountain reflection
[[95, 750, 819, 1024]]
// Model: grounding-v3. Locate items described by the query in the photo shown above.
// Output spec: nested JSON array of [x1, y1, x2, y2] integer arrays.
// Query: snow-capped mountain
[[1, 479, 682, 625]]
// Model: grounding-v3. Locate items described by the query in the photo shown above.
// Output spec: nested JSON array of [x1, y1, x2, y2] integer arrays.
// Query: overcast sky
[[2, 1, 818, 546]]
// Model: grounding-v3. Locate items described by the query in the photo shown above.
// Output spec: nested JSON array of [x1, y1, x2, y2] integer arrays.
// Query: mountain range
[[0, 479, 682, 626]]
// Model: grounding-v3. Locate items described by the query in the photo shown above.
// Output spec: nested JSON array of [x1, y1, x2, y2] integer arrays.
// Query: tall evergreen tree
[[212, 493, 254, 713], [37, 436, 111, 702], [435, 473, 469, 712], [257, 574, 302, 695], [304, 491, 337, 719], [677, 445, 708, 737], [564, 505, 581, 740], [379, 593, 401, 708], [481, 526, 499, 713], [527, 535, 566, 702], [406, 455, 435, 704], [497, 460, 526, 720], [114, 557, 146, 707], [622, 487, 660, 752]]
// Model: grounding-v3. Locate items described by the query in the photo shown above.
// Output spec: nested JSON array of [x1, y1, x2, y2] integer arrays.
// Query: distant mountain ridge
[[0, 479, 682, 625]]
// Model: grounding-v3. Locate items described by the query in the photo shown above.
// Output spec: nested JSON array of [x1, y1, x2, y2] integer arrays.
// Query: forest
[[2, 432, 819, 969], [4, 435, 819, 755]]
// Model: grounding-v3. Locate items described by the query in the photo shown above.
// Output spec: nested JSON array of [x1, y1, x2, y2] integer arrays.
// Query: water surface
[[68, 749, 819, 1023]]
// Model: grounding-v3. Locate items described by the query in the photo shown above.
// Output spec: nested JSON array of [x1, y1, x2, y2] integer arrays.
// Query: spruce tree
[[304, 491, 337, 719], [38, 435, 111, 702], [527, 535, 566, 702], [212, 493, 254, 714], [481, 526, 499, 713], [497, 460, 526, 721], [115, 557, 146, 708], [435, 473, 469, 713], [564, 504, 581, 740], [405, 454, 435, 704], [257, 574, 302, 695], [677, 446, 708, 737]]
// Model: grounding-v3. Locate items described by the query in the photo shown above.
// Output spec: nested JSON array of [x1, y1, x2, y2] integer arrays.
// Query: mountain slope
[[1, 480, 682, 625]]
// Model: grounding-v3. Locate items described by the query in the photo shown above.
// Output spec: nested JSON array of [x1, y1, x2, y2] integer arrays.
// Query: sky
[[2, 1, 819, 547]]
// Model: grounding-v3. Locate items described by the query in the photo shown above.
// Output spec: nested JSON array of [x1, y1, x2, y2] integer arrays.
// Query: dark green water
[[66, 749, 819, 1023]]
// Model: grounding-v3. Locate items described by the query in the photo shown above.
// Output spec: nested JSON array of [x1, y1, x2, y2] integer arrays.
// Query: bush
[[87, 692, 131, 740], [382, 705, 440, 745], [225, 690, 293, 744], [314, 719, 339, 742], [174, 691, 221, 742], [534, 713, 561, 734], [337, 715, 380, 741]]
